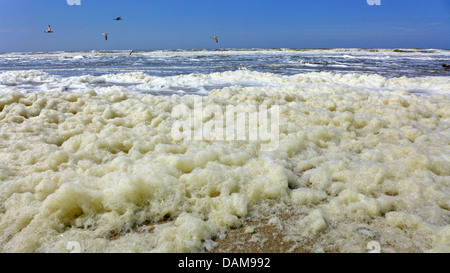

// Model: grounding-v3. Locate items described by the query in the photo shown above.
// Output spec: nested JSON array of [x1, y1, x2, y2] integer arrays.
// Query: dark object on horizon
[[129, 50, 134, 55], [443, 64, 450, 69], [44, 25, 53, 33], [113, 17, 123, 21], [102, 33, 108, 40], [210, 34, 218, 43]]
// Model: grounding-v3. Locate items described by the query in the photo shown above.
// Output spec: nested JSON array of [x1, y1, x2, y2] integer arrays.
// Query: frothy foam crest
[[1, 69, 449, 96], [0, 70, 56, 86]]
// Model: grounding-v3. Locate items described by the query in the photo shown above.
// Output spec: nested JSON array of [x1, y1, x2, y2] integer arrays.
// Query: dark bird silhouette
[[443, 64, 450, 70], [102, 33, 108, 40], [113, 17, 123, 21], [129, 50, 134, 55], [44, 25, 53, 33], [210, 34, 218, 43]]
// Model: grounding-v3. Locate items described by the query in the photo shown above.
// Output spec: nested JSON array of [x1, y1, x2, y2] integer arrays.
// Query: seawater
[[0, 49, 449, 253], [1, 48, 449, 95]]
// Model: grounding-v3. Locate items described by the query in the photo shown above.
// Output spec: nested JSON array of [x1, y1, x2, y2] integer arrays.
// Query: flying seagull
[[44, 25, 53, 33], [102, 33, 108, 40], [113, 17, 123, 21], [210, 34, 218, 43], [129, 50, 134, 55]]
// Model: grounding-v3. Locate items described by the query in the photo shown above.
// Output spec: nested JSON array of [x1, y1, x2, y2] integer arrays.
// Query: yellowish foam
[[0, 72, 449, 253]]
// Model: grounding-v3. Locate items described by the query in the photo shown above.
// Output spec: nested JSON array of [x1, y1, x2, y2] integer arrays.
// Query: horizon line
[[1, 47, 449, 54]]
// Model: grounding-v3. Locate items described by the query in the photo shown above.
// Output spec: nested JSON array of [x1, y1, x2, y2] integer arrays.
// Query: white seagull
[[44, 25, 53, 33], [210, 34, 218, 43], [102, 33, 108, 40]]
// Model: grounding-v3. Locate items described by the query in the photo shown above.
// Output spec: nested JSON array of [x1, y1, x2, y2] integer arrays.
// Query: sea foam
[[0, 69, 449, 252]]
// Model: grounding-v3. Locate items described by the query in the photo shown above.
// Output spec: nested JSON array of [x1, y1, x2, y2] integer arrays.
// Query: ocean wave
[[1, 69, 449, 96], [2, 49, 449, 80]]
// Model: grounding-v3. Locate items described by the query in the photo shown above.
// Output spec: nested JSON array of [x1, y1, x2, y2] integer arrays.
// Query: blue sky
[[0, 0, 449, 52]]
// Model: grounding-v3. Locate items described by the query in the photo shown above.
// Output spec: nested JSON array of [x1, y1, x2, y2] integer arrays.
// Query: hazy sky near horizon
[[0, 0, 449, 52]]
